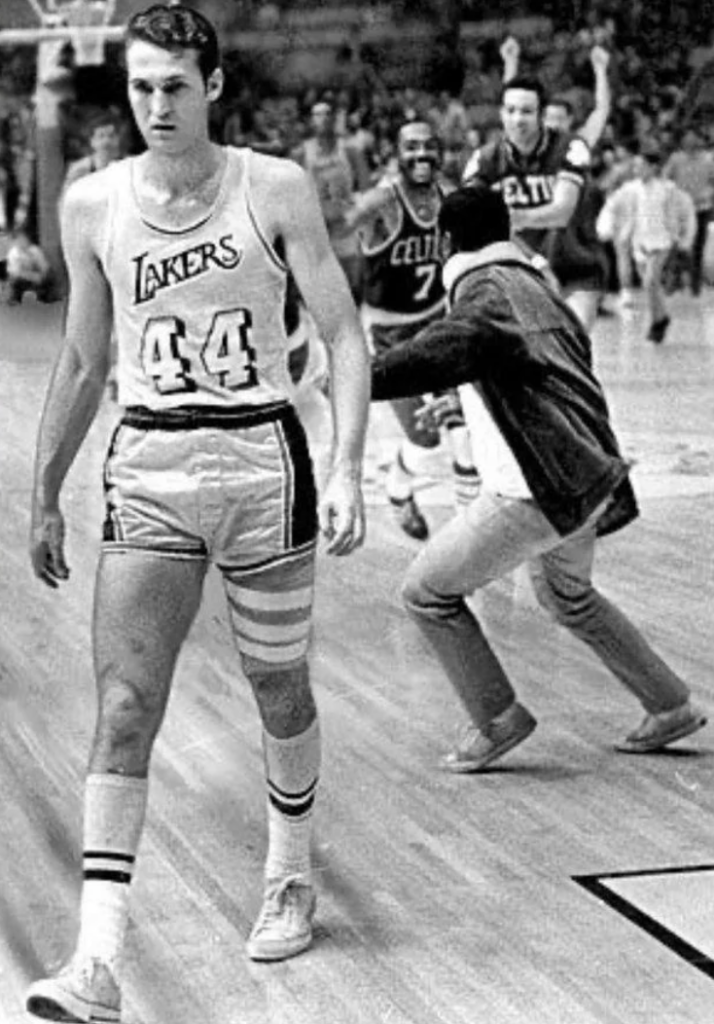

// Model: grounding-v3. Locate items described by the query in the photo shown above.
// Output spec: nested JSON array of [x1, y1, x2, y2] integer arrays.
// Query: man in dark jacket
[[371, 184, 706, 772]]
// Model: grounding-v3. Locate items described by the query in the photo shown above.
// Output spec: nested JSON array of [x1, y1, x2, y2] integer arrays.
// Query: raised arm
[[30, 179, 114, 587], [500, 35, 521, 85], [260, 159, 371, 554], [579, 45, 611, 149]]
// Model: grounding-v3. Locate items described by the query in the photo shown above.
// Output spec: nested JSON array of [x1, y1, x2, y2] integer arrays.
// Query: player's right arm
[[30, 177, 114, 588], [338, 182, 394, 236]]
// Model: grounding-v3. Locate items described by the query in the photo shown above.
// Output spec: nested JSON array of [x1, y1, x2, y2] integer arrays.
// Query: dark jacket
[[371, 242, 638, 537]]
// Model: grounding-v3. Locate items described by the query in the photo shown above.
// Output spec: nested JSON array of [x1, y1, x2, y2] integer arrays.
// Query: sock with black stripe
[[76, 773, 148, 977], [262, 719, 320, 885]]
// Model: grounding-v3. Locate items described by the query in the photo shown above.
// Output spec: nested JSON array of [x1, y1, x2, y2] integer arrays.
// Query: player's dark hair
[[126, 4, 220, 83], [500, 75, 547, 111], [439, 184, 510, 253], [397, 119, 440, 150]]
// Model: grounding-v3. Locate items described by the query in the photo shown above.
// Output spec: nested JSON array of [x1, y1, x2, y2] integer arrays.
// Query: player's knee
[[530, 571, 593, 628], [404, 421, 440, 448], [97, 676, 165, 740], [401, 567, 461, 621], [243, 656, 316, 732]]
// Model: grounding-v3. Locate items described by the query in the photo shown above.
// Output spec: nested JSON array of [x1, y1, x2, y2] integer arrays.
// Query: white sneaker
[[439, 702, 537, 773], [246, 876, 316, 962], [26, 955, 121, 1022], [616, 701, 707, 753]]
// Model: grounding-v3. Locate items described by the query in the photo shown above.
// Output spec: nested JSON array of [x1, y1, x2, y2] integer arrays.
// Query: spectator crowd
[[1, 2, 714, 303]]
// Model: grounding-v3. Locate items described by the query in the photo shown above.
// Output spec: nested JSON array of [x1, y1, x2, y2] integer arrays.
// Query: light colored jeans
[[402, 491, 690, 730]]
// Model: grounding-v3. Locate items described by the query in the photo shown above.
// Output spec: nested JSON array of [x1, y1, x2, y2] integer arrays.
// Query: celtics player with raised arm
[[26, 6, 370, 1022], [344, 120, 479, 541], [462, 75, 591, 299]]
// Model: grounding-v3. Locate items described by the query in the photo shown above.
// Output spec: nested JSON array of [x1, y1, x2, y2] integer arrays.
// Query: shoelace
[[253, 878, 303, 932]]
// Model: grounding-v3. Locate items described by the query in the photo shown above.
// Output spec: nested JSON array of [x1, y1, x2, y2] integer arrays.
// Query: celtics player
[[26, 5, 369, 1022], [463, 75, 593, 322], [344, 120, 479, 540]]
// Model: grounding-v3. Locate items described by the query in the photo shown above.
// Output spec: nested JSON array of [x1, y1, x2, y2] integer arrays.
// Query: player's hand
[[319, 466, 366, 556], [30, 507, 70, 588], [500, 35, 520, 63], [414, 394, 461, 433], [590, 44, 610, 72]]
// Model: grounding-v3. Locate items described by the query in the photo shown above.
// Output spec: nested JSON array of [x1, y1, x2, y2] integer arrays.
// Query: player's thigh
[[390, 394, 440, 447], [404, 492, 559, 602], [220, 545, 316, 678], [93, 549, 208, 708]]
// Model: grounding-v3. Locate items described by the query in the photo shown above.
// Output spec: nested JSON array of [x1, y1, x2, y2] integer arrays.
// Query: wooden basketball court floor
[[0, 292, 712, 1024]]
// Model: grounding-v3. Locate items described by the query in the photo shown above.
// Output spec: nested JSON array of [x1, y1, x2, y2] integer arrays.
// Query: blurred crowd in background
[[1, 0, 714, 300]]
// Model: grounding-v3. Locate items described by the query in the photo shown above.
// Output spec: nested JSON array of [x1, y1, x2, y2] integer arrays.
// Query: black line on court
[[574, 864, 714, 980]]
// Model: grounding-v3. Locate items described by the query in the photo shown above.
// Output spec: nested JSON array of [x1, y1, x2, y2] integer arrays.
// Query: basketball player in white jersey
[[291, 98, 371, 301], [26, 6, 369, 1022], [344, 120, 479, 540]]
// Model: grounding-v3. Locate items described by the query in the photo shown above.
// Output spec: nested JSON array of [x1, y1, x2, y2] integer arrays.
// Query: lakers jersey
[[101, 147, 292, 409], [361, 180, 445, 320]]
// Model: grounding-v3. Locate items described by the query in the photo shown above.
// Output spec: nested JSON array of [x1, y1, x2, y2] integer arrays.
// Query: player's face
[[91, 124, 120, 160], [543, 103, 572, 134], [501, 88, 541, 151], [633, 155, 657, 180], [398, 125, 440, 186], [311, 103, 334, 138], [126, 40, 222, 154]]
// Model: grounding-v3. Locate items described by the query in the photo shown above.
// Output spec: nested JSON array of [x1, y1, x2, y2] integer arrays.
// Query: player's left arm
[[510, 136, 590, 231], [269, 162, 370, 554], [579, 45, 611, 149]]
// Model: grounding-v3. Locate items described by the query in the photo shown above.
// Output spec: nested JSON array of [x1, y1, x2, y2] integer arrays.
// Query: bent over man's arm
[[30, 178, 114, 587]]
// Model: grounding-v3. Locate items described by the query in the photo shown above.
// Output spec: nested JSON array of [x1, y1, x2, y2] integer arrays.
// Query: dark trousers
[[691, 209, 711, 295]]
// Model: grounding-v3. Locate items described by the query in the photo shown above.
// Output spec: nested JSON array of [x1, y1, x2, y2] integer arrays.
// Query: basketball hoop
[[48, 0, 117, 66], [0, 0, 121, 63]]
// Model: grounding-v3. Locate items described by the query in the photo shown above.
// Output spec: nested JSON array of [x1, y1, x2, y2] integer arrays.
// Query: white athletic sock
[[446, 424, 473, 469], [262, 719, 320, 885], [386, 446, 415, 502], [76, 773, 148, 977], [452, 461, 481, 507]]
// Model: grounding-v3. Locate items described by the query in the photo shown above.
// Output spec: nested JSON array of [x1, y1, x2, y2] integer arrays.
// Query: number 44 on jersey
[[141, 308, 257, 394]]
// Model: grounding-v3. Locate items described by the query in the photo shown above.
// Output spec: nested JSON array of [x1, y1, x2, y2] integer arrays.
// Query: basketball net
[[33, 0, 116, 71]]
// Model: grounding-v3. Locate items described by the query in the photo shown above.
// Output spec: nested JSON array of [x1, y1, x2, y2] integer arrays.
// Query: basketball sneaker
[[616, 700, 707, 753], [26, 955, 120, 1022], [246, 876, 316, 962], [439, 702, 537, 773], [646, 315, 671, 343], [389, 494, 429, 541]]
